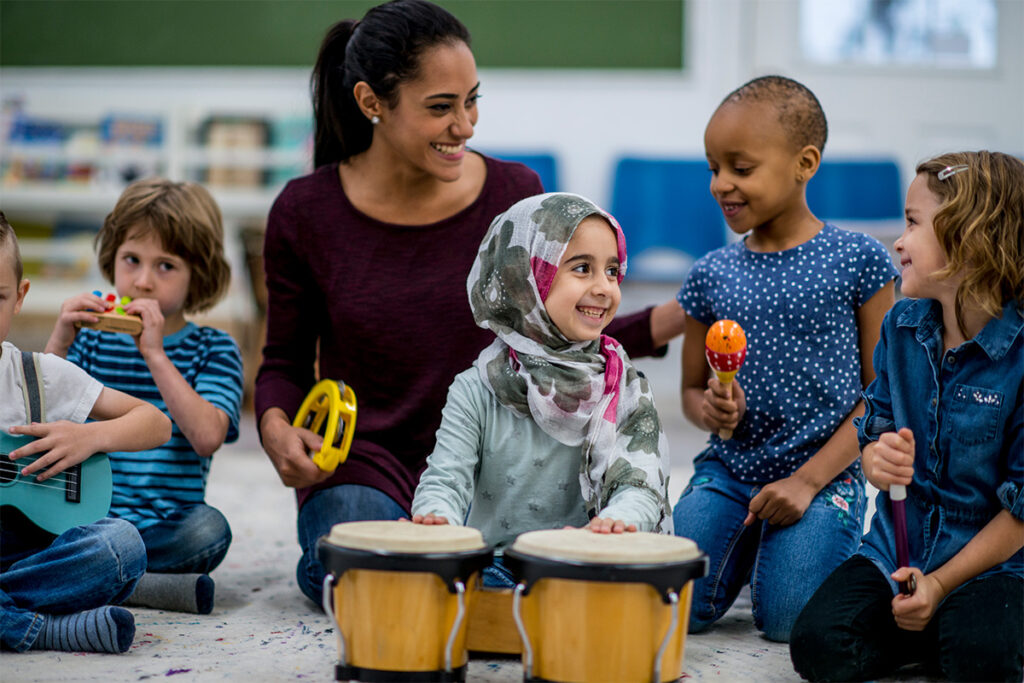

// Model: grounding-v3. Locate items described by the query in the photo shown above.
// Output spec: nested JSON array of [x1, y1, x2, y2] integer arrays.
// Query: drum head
[[511, 528, 700, 564], [326, 520, 486, 554]]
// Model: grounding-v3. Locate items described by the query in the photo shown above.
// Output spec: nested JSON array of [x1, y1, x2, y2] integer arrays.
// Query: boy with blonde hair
[[47, 179, 244, 614]]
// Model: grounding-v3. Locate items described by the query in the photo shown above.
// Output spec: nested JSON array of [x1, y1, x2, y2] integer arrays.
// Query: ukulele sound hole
[[0, 454, 17, 483]]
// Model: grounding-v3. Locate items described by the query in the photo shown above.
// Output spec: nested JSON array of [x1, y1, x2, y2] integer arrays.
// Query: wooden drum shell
[[332, 568, 480, 672], [317, 522, 493, 682], [518, 576, 694, 683]]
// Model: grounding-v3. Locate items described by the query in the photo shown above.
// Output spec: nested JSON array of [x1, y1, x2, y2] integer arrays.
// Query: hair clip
[[937, 164, 969, 181]]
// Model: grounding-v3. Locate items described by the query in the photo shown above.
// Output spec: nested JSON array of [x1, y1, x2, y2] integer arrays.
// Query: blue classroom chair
[[610, 157, 726, 282], [485, 151, 560, 192], [807, 159, 903, 220]]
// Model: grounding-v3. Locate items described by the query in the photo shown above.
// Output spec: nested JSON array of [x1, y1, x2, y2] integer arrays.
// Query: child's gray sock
[[123, 572, 215, 614], [31, 606, 135, 654]]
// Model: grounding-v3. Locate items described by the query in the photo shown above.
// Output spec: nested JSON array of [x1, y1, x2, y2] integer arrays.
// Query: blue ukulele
[[0, 432, 113, 535]]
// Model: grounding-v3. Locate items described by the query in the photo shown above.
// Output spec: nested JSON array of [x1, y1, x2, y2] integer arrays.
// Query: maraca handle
[[718, 427, 733, 440]]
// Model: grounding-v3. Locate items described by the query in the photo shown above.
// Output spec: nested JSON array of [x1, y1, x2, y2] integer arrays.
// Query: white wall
[[2, 0, 1021, 210]]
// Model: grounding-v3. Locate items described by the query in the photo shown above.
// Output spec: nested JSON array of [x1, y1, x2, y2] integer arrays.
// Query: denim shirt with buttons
[[856, 298, 1024, 587]]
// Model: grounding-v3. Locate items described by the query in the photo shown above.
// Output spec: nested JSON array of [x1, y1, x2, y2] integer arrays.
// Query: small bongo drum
[[503, 529, 707, 683], [317, 521, 493, 682]]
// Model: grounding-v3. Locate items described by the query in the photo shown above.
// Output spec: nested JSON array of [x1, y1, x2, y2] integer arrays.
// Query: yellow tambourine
[[292, 379, 357, 472]]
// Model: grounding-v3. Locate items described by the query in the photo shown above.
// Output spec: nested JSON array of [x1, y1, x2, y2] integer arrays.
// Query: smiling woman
[[254, 0, 685, 609]]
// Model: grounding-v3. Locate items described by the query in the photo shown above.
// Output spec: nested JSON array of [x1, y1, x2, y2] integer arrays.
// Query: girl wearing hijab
[[411, 193, 672, 585]]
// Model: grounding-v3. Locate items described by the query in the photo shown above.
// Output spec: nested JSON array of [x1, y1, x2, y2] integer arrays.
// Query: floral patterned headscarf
[[467, 193, 671, 532]]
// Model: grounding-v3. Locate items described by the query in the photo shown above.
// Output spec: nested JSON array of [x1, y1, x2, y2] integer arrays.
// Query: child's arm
[[745, 282, 895, 527], [649, 298, 687, 348], [127, 298, 234, 457], [45, 291, 109, 357], [10, 387, 171, 481], [411, 373, 484, 526], [681, 315, 746, 433], [891, 510, 1024, 631]]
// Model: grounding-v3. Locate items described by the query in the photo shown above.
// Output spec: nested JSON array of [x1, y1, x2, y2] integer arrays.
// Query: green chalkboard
[[0, 0, 684, 69]]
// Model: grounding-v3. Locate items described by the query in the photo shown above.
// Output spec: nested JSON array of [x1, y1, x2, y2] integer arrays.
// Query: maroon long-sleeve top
[[255, 155, 661, 511]]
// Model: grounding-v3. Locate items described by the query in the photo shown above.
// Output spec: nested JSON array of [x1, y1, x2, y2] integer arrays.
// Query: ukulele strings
[[0, 452, 77, 492]]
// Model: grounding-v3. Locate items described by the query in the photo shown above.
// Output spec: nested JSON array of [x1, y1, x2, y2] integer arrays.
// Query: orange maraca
[[705, 319, 747, 440]]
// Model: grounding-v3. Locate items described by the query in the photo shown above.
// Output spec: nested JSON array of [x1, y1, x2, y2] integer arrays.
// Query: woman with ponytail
[[254, 0, 687, 606]]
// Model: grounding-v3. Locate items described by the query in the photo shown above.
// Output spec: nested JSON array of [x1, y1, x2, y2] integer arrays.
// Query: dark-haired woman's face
[[376, 41, 479, 182]]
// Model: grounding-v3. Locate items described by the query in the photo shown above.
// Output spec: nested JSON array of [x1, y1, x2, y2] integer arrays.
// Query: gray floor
[[4, 283, 938, 682]]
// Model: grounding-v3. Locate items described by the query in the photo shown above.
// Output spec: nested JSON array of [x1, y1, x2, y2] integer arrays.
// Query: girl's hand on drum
[[260, 408, 334, 488], [412, 513, 450, 525], [588, 517, 637, 534]]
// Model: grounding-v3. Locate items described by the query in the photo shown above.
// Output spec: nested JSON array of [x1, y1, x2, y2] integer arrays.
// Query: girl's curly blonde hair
[[96, 178, 230, 314], [916, 151, 1024, 336]]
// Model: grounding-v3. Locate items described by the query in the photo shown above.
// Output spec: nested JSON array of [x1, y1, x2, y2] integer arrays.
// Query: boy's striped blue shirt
[[68, 323, 243, 529]]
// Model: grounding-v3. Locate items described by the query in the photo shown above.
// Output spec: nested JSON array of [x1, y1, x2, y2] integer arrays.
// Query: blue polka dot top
[[678, 223, 898, 484]]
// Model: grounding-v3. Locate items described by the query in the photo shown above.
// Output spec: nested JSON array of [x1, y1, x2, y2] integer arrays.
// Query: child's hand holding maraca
[[704, 319, 748, 439], [703, 375, 746, 436]]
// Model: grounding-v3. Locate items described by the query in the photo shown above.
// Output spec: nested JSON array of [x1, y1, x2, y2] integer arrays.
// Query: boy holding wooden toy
[[0, 211, 171, 653], [45, 179, 245, 615]]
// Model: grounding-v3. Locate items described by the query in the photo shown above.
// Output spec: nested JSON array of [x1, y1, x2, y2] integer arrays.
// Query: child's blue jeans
[[295, 484, 407, 606], [135, 503, 232, 574], [0, 515, 146, 651], [672, 456, 865, 642]]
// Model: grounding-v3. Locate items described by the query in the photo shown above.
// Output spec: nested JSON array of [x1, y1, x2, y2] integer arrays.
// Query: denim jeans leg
[[295, 484, 407, 606], [752, 474, 866, 642], [138, 504, 232, 574], [1, 517, 146, 651], [672, 459, 761, 633]]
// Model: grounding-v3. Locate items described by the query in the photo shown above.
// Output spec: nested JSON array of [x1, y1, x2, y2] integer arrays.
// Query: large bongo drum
[[503, 529, 707, 683], [318, 521, 493, 682]]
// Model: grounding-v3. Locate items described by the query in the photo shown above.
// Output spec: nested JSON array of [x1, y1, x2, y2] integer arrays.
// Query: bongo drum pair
[[319, 522, 706, 683], [318, 521, 492, 682]]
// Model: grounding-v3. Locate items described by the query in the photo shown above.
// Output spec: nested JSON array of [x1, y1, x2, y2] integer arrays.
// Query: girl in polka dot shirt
[[672, 76, 897, 642]]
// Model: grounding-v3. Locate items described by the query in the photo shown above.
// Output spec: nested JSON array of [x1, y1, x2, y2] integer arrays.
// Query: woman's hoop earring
[[370, 115, 380, 125]]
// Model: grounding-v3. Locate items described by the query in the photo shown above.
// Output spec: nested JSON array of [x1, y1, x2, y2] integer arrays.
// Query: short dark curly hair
[[95, 178, 230, 314], [720, 75, 828, 153]]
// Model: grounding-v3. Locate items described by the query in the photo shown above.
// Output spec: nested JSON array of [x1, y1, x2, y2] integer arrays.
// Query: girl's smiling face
[[114, 228, 191, 326], [544, 216, 622, 342], [896, 174, 957, 301], [704, 100, 808, 236]]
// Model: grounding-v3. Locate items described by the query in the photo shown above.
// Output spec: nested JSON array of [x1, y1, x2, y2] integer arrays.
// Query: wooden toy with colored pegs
[[292, 379, 358, 472], [75, 291, 143, 335], [704, 319, 747, 440]]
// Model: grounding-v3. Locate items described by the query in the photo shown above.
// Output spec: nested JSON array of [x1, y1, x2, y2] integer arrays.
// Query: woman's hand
[[891, 567, 943, 631], [45, 291, 107, 356], [744, 472, 817, 527], [587, 517, 637, 534], [411, 513, 450, 525], [702, 377, 746, 434], [260, 409, 334, 489], [862, 428, 915, 491]]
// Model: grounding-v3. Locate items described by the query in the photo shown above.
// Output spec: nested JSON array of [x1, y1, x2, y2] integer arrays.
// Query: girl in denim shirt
[[791, 151, 1024, 682]]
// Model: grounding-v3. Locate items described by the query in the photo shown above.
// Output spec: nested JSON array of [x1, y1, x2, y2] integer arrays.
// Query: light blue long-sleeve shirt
[[412, 368, 663, 549]]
